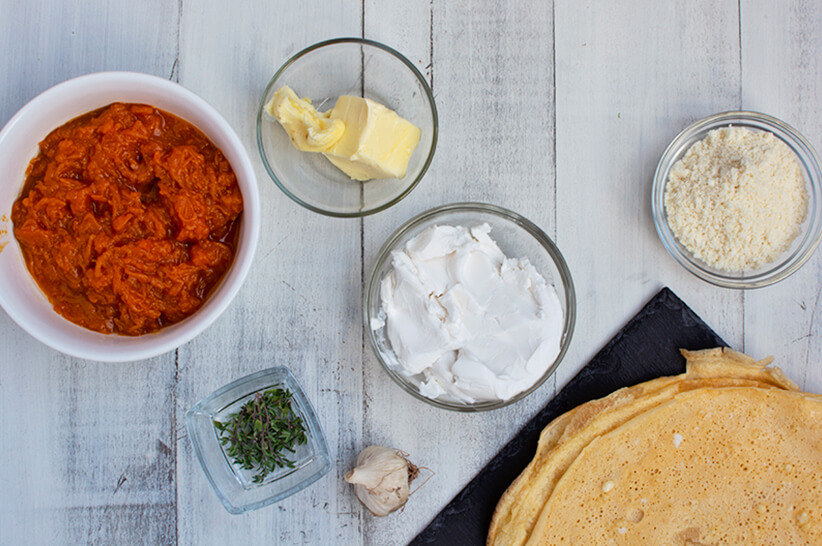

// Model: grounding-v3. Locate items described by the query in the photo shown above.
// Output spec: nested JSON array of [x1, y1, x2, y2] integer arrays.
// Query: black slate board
[[410, 287, 727, 545]]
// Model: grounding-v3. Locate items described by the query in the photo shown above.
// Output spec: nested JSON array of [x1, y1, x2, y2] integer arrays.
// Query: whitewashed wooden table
[[1, 1, 821, 544]]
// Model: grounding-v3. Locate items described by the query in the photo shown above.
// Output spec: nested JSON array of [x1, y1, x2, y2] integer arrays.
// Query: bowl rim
[[0, 71, 260, 361], [256, 37, 439, 218], [651, 110, 822, 289], [364, 202, 576, 412]]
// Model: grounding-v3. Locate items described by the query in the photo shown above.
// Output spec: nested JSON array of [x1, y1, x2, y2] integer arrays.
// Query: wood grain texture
[[741, 0, 822, 393], [0, 2, 179, 545], [173, 2, 364, 545], [0, 1, 178, 124], [554, 0, 744, 389], [0, 1, 821, 545]]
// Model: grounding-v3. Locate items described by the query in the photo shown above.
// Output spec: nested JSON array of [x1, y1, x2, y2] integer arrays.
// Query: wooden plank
[[554, 0, 744, 391], [362, 1, 556, 543], [741, 0, 822, 394], [172, 2, 364, 545], [1, 2, 821, 545], [0, 350, 179, 545], [0, 2, 179, 124], [0, 2, 179, 545]]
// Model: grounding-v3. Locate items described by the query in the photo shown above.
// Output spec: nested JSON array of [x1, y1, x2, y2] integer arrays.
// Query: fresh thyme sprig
[[214, 388, 308, 484]]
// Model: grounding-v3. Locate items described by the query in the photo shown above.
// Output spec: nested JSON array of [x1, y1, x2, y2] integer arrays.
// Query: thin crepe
[[488, 348, 807, 546]]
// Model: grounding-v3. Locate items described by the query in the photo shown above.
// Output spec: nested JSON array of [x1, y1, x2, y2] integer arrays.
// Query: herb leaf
[[214, 388, 307, 484]]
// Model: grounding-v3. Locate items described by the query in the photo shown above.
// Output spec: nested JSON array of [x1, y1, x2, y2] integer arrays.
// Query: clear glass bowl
[[652, 111, 822, 289], [364, 203, 576, 412], [186, 367, 331, 514], [257, 38, 438, 217]]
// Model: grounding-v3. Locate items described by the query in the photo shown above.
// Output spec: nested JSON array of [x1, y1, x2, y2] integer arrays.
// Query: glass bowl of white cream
[[365, 202, 576, 411]]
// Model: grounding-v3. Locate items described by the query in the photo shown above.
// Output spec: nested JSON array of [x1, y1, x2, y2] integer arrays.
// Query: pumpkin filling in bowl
[[11, 102, 244, 335]]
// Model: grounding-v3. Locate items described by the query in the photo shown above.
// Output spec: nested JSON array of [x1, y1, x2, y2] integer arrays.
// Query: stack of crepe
[[488, 348, 822, 545]]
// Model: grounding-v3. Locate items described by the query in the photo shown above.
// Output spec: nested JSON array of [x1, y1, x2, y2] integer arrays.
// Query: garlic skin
[[344, 445, 417, 517]]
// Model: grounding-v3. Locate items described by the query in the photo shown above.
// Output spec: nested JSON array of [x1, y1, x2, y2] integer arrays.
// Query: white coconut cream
[[373, 223, 564, 404]]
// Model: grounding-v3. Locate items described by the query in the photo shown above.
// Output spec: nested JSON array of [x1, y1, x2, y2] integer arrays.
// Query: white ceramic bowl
[[0, 72, 260, 361]]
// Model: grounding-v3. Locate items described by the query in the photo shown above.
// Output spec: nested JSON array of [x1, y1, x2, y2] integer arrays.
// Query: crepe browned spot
[[487, 348, 803, 546]]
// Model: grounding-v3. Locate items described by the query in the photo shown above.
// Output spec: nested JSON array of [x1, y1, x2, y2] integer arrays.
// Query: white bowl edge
[[0, 72, 260, 362]]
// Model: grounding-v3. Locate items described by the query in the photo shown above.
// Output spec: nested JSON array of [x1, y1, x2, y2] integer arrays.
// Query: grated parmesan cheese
[[664, 126, 807, 272]]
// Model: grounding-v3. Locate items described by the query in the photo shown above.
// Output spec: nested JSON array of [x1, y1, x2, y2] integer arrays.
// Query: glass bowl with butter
[[365, 203, 576, 412], [257, 38, 438, 217]]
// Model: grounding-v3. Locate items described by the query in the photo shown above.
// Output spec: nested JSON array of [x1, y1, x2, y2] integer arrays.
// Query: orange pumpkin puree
[[12, 103, 244, 335]]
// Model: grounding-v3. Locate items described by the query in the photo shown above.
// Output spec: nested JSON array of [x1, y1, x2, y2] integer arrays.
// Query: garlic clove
[[345, 445, 418, 517]]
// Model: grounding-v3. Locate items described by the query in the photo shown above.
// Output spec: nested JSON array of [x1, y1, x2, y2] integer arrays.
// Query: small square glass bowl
[[651, 111, 822, 289], [257, 37, 438, 217], [185, 367, 331, 514]]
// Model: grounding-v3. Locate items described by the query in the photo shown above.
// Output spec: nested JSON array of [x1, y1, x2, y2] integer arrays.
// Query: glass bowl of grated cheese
[[652, 111, 822, 289]]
